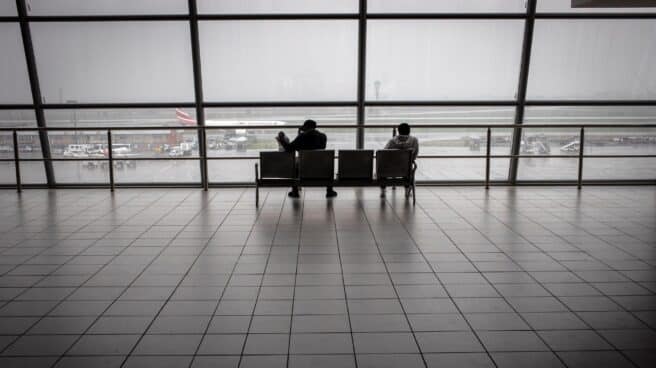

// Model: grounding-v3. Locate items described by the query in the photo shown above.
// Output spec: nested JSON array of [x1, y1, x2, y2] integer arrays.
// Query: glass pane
[[518, 157, 578, 180], [584, 158, 656, 180], [26, 0, 188, 15], [585, 126, 656, 180], [45, 108, 196, 127], [198, 0, 357, 14], [53, 160, 109, 184], [209, 159, 256, 183], [527, 20, 656, 100], [525, 106, 656, 125], [366, 20, 524, 101], [366, 106, 515, 125], [415, 158, 509, 181], [516, 126, 580, 181], [0, 162, 16, 184], [45, 108, 198, 158], [0, 111, 44, 184], [31, 22, 194, 103], [115, 159, 200, 183], [207, 127, 355, 158], [0, 110, 37, 128], [17, 131, 42, 158], [0, 24, 32, 103], [21, 161, 47, 184], [205, 107, 356, 158], [369, 0, 525, 13], [200, 21, 358, 102], [537, 0, 656, 13], [0, 0, 17, 16]]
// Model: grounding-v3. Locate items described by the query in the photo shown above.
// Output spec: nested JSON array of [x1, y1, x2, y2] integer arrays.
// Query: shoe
[[326, 190, 338, 198], [288, 191, 300, 198], [380, 190, 386, 198]]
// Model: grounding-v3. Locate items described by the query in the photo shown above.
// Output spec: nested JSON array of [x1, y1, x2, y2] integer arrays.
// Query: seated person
[[381, 122, 419, 198], [276, 119, 337, 198]]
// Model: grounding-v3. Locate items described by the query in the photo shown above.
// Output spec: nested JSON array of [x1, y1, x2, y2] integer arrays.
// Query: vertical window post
[[508, 0, 536, 184], [16, 0, 56, 187], [13, 130, 22, 193], [356, 0, 367, 149], [189, 0, 208, 190]]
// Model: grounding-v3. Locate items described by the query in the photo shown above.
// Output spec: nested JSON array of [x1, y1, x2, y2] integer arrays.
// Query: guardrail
[[1, 124, 655, 192]]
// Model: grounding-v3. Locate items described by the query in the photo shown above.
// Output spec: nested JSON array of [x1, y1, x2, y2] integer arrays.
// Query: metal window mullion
[[508, 0, 537, 184], [356, 0, 367, 149], [16, 0, 55, 187], [189, 0, 208, 190]]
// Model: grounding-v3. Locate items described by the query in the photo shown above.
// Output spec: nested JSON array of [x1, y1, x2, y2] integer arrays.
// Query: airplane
[[175, 109, 286, 129], [176, 109, 287, 151]]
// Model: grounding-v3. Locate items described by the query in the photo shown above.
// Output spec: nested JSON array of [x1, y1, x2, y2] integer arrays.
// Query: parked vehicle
[[168, 148, 183, 157]]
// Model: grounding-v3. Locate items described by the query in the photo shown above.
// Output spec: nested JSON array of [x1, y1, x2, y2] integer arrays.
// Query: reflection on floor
[[0, 187, 654, 368]]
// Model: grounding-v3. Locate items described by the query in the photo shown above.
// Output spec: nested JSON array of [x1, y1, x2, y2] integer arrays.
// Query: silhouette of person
[[381, 122, 418, 198], [276, 119, 337, 198]]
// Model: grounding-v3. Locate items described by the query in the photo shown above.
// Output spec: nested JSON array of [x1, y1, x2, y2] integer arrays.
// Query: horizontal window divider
[[6, 13, 655, 24], [6, 153, 653, 165], [366, 13, 527, 19], [6, 101, 653, 110], [202, 101, 358, 108], [536, 13, 656, 19], [364, 100, 517, 106], [41, 102, 196, 109], [581, 154, 656, 158], [515, 180, 656, 185], [42, 157, 200, 162], [3, 123, 656, 131], [21, 15, 191, 22], [525, 100, 656, 106], [197, 14, 359, 20], [206, 156, 257, 160]]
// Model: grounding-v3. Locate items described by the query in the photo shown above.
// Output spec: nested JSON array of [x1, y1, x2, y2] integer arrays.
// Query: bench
[[254, 149, 416, 205]]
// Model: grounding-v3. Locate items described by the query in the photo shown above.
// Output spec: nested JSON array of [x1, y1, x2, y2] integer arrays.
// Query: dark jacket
[[281, 129, 327, 152]]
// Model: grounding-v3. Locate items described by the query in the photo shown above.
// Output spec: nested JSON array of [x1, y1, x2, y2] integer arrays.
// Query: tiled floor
[[0, 186, 654, 368]]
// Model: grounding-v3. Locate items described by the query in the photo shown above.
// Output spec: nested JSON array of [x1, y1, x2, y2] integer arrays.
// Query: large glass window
[[30, 22, 195, 103], [519, 106, 656, 181], [368, 0, 526, 13], [0, 24, 32, 104], [527, 20, 656, 100], [365, 106, 514, 180], [45, 108, 200, 184], [516, 127, 580, 181], [366, 20, 524, 101], [198, 0, 358, 14], [25, 0, 188, 15], [200, 21, 358, 102]]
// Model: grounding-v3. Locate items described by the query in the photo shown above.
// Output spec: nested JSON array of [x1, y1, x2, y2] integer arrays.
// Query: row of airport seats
[[254, 149, 416, 205]]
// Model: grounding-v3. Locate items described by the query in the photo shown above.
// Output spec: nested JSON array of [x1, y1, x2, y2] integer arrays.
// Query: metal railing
[[1, 123, 655, 192]]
